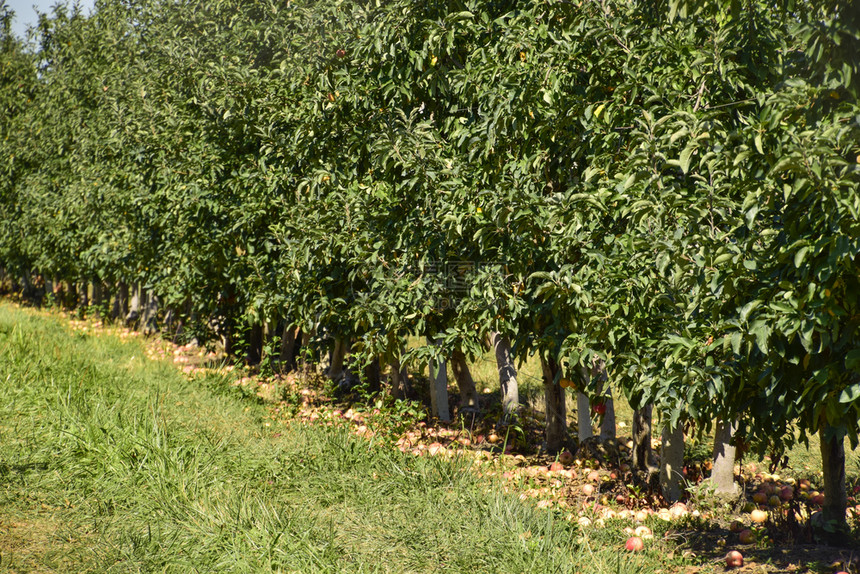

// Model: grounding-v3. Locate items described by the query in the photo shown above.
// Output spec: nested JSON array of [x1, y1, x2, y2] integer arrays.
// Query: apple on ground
[[725, 550, 743, 568], [738, 529, 755, 544], [750, 509, 768, 523], [625, 536, 644, 551]]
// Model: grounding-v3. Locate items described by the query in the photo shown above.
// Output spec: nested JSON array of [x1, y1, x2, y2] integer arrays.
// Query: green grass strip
[[0, 303, 675, 573]]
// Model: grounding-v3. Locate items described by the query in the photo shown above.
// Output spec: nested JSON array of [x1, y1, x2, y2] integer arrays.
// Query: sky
[[5, 0, 95, 40]]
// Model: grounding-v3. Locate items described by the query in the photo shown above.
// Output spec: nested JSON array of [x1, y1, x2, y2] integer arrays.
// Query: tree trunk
[[819, 423, 848, 535], [79, 282, 89, 311], [247, 322, 264, 365], [141, 290, 159, 335], [66, 281, 78, 310], [92, 281, 103, 317], [540, 356, 567, 454], [427, 337, 450, 422], [328, 337, 348, 382], [388, 355, 412, 399], [114, 282, 129, 321], [709, 419, 739, 496], [126, 282, 141, 327], [279, 325, 298, 373], [660, 422, 685, 503], [297, 330, 312, 373], [632, 404, 655, 473], [451, 348, 478, 411], [599, 388, 616, 442], [577, 392, 593, 441], [491, 332, 519, 417], [363, 356, 382, 394]]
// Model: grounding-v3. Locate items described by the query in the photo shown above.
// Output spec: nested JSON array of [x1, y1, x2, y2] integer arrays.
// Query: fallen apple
[[336, 49, 346, 58], [725, 550, 744, 568], [634, 526, 652, 538], [729, 519, 745, 533], [582, 484, 595, 496], [750, 509, 768, 523], [559, 450, 575, 465], [738, 529, 755, 544], [625, 536, 644, 551], [549, 461, 564, 472]]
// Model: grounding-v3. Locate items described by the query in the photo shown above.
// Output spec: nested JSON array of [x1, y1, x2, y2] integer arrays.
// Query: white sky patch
[[5, 0, 95, 40]]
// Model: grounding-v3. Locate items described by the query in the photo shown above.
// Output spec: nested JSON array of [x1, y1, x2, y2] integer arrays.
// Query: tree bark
[[126, 282, 141, 327], [92, 281, 104, 317], [388, 354, 412, 399], [451, 348, 478, 411], [540, 356, 567, 454], [141, 290, 159, 335], [247, 322, 264, 365], [599, 388, 617, 442], [279, 325, 299, 373], [577, 392, 593, 441], [632, 404, 655, 473], [363, 356, 382, 394], [660, 422, 685, 503], [427, 337, 450, 422], [297, 330, 312, 374], [491, 332, 519, 417], [709, 419, 739, 496], [66, 281, 78, 310], [328, 337, 348, 382], [79, 282, 89, 311], [819, 423, 848, 535], [114, 282, 129, 321]]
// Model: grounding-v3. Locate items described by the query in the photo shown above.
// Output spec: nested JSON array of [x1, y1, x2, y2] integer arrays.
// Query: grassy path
[[0, 303, 640, 573]]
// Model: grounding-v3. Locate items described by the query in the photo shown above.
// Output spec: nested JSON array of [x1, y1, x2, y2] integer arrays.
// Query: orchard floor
[[0, 301, 857, 573]]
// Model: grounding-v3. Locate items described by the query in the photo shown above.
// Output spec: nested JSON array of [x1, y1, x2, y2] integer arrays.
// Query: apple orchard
[[1, 0, 858, 538]]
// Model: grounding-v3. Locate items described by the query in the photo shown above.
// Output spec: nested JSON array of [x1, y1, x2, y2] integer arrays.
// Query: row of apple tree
[[1, 0, 857, 530]]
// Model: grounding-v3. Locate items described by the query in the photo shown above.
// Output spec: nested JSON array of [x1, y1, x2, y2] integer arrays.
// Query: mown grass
[[0, 302, 701, 573]]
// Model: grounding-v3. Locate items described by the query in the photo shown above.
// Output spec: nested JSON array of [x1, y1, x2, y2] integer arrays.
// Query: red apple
[[738, 529, 755, 544], [559, 450, 575, 465], [625, 536, 644, 551], [582, 484, 595, 496], [591, 402, 607, 415], [725, 550, 743, 568], [549, 461, 564, 472], [336, 49, 346, 58], [729, 519, 745, 533], [779, 486, 794, 501]]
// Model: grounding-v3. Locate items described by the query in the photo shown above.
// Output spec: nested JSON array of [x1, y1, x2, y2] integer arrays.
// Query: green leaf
[[794, 246, 809, 268], [839, 384, 860, 404], [679, 145, 695, 174], [846, 350, 860, 371]]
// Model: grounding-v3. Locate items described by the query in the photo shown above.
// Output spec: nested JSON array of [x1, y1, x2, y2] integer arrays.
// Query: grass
[[0, 302, 701, 573]]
